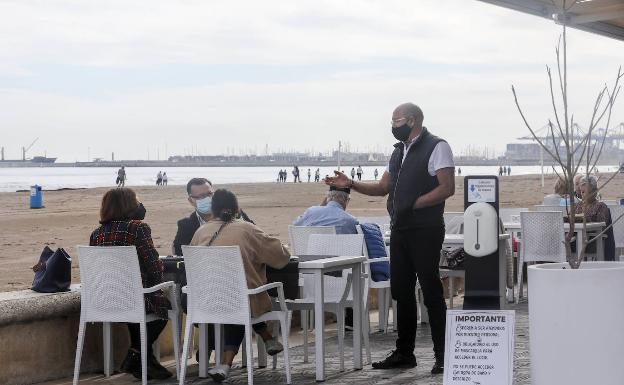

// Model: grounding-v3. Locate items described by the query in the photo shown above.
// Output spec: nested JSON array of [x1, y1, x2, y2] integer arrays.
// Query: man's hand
[[324, 170, 351, 188]]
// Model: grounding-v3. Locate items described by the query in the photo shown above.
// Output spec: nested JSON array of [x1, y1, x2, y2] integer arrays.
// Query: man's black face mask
[[392, 123, 412, 142]]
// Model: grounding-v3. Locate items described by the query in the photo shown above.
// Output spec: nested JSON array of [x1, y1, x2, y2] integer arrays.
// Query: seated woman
[[543, 177, 569, 205], [575, 175, 616, 261], [89, 188, 172, 380], [190, 189, 290, 382]]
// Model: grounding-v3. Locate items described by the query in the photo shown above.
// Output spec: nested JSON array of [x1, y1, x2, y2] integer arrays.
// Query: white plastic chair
[[179, 246, 291, 385], [534, 205, 566, 217], [288, 225, 336, 255], [517, 212, 567, 302], [287, 225, 336, 338], [281, 233, 369, 370], [609, 205, 624, 258], [499, 207, 529, 223], [73, 246, 180, 385], [356, 224, 395, 334], [357, 216, 391, 234]]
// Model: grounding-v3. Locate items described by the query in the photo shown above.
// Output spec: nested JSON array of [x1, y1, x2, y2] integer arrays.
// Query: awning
[[477, 0, 624, 42]]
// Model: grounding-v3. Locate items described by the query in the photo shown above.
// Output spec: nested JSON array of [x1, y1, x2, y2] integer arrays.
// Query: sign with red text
[[443, 310, 515, 385]]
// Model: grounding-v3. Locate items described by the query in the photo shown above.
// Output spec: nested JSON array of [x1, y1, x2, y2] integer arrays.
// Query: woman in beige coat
[[190, 189, 290, 382]]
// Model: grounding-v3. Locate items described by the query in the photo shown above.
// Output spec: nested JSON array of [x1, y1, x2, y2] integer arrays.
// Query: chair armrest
[[181, 285, 188, 294], [339, 273, 353, 304], [364, 257, 390, 264], [248, 282, 283, 295], [143, 281, 175, 294], [249, 282, 287, 313]]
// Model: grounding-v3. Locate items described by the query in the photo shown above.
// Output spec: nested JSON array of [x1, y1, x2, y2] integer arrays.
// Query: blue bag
[[359, 223, 391, 282], [32, 246, 72, 293]]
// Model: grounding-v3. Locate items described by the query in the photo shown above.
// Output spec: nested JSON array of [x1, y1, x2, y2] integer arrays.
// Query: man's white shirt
[[386, 140, 454, 176]]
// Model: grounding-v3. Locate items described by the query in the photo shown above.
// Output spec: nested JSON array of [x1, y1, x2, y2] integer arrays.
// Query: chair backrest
[[609, 205, 624, 249], [181, 245, 250, 324], [498, 207, 529, 223], [76, 246, 146, 323], [534, 205, 566, 217], [307, 234, 364, 256], [304, 234, 364, 302], [357, 216, 391, 233], [288, 225, 336, 255], [520, 212, 567, 263], [443, 212, 464, 234], [602, 199, 617, 206]]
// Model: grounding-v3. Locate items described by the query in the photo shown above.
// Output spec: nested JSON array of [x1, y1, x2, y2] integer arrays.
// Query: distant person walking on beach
[[116, 166, 126, 187], [293, 166, 301, 183], [350, 167, 356, 180], [307, 168, 311, 182], [356, 165, 363, 181], [507, 166, 511, 176], [457, 167, 461, 176], [283, 169, 288, 183], [498, 166, 503, 177], [156, 171, 162, 186], [374, 168, 379, 180], [162, 172, 168, 186], [315, 168, 320, 182]]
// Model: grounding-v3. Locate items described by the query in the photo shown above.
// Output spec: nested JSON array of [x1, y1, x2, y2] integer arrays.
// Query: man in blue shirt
[[292, 185, 358, 234]]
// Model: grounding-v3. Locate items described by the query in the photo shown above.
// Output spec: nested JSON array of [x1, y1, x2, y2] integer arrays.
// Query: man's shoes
[[371, 350, 417, 369], [431, 359, 444, 374], [208, 364, 230, 383], [265, 337, 284, 356]]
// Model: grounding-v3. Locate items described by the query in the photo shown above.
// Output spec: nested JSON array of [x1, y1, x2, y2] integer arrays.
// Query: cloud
[[0, 0, 622, 161]]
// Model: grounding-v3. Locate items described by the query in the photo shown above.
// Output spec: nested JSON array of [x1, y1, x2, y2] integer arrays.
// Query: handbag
[[441, 247, 466, 270], [32, 246, 72, 293], [266, 260, 300, 300]]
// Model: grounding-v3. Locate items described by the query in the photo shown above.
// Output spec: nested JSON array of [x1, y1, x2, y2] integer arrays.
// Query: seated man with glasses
[[172, 177, 254, 256]]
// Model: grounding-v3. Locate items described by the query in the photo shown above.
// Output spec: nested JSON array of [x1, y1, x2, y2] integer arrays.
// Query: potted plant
[[511, 1, 623, 384]]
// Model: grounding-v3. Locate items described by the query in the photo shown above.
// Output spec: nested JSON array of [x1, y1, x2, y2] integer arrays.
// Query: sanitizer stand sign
[[443, 310, 515, 385]]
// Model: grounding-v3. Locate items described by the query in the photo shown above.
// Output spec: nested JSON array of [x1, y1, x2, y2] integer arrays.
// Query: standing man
[[356, 165, 363, 181], [374, 168, 379, 180], [307, 168, 312, 182], [325, 103, 454, 374], [314, 168, 320, 182]]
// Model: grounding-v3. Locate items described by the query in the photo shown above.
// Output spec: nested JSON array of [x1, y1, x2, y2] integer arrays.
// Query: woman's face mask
[[195, 196, 213, 215]]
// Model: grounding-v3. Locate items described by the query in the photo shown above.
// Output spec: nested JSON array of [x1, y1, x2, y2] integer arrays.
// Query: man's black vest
[[387, 128, 446, 230]]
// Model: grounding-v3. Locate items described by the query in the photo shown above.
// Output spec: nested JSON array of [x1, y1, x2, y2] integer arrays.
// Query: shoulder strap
[[207, 221, 229, 246]]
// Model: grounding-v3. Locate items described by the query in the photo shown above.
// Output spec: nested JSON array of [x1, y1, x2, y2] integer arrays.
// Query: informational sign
[[444, 310, 515, 385], [467, 179, 496, 203]]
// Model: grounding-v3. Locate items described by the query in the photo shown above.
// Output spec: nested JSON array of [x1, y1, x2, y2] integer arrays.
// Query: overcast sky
[[0, 0, 622, 162]]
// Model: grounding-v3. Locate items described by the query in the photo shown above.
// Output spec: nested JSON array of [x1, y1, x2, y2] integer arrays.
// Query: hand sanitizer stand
[[463, 175, 503, 310]]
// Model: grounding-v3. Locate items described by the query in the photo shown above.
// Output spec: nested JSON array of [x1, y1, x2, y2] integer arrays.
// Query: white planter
[[528, 262, 624, 385]]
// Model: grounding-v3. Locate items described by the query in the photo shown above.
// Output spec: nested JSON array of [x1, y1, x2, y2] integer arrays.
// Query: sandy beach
[[1, 174, 622, 292]]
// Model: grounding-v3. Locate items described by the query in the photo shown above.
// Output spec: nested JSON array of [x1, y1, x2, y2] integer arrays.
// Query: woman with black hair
[[89, 188, 172, 380], [190, 189, 290, 382]]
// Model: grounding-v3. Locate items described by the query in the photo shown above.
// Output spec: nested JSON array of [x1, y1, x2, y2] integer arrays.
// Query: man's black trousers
[[390, 225, 446, 359]]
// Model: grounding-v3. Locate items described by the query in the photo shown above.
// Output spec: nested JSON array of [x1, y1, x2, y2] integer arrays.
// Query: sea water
[[0, 165, 620, 192]]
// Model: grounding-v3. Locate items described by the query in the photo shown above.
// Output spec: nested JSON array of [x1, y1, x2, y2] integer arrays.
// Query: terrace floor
[[42, 299, 530, 385]]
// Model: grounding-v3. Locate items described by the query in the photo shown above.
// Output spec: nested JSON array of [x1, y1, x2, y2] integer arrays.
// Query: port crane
[[22, 137, 39, 161]]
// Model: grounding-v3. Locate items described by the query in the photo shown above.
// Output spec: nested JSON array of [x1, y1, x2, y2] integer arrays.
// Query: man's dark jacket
[[172, 210, 254, 255]]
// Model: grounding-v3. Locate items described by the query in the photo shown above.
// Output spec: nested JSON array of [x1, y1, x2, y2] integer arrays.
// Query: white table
[[297, 255, 366, 382], [503, 221, 606, 260]]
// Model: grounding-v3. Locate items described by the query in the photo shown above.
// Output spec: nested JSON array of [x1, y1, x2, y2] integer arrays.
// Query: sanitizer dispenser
[[464, 202, 498, 257]]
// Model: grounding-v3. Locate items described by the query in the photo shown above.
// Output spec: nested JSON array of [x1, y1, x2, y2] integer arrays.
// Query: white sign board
[[444, 310, 515, 385], [467, 179, 496, 203]]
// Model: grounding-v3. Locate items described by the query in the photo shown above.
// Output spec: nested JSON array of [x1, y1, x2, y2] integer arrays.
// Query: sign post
[[443, 310, 515, 385]]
